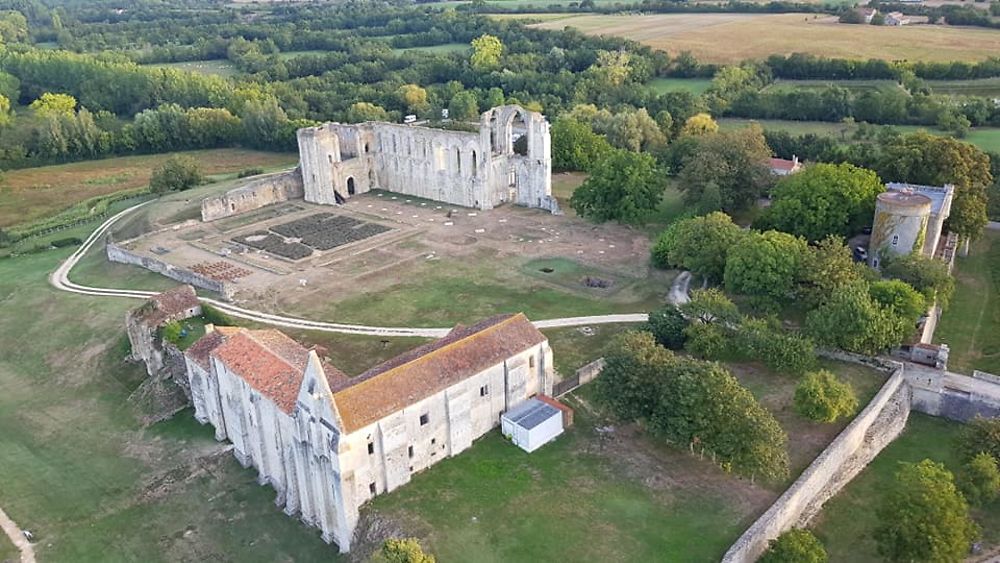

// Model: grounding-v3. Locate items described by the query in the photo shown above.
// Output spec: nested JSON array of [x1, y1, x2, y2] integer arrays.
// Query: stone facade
[[201, 169, 305, 222], [297, 105, 559, 213], [870, 183, 954, 269], [181, 313, 554, 552], [125, 285, 202, 376]]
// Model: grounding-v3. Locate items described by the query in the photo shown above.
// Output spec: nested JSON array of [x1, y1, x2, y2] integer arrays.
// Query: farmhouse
[[768, 156, 802, 176], [885, 11, 910, 25], [201, 104, 558, 222], [178, 310, 555, 552]]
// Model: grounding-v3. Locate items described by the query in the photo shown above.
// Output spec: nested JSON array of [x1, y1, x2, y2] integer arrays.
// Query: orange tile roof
[[331, 313, 546, 433], [185, 331, 226, 370]]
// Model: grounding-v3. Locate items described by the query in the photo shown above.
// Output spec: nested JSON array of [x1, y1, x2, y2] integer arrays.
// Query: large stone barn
[[181, 313, 555, 552]]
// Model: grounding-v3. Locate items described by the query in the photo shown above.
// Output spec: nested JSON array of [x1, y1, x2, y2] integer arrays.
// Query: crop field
[[813, 414, 1000, 561], [143, 59, 240, 77], [0, 149, 297, 229], [532, 13, 1000, 63], [935, 230, 1000, 376], [762, 79, 901, 93], [928, 77, 1000, 97]]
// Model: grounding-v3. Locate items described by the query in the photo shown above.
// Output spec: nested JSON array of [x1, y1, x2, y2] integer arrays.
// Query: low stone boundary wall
[[107, 241, 234, 300], [909, 367, 1000, 422], [553, 358, 606, 397], [722, 367, 911, 563], [201, 168, 304, 222]]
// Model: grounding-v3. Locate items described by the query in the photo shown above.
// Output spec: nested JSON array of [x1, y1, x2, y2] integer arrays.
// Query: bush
[[150, 154, 203, 194], [683, 321, 729, 359], [794, 370, 858, 423], [958, 416, 1000, 462], [201, 304, 234, 327], [237, 167, 264, 178], [959, 452, 1000, 506], [49, 237, 82, 248], [371, 538, 435, 563], [159, 320, 183, 345], [760, 529, 828, 563], [646, 305, 689, 350]]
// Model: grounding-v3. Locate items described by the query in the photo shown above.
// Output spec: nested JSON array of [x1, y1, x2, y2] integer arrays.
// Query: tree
[[680, 288, 740, 325], [570, 149, 662, 223], [680, 113, 718, 137], [757, 163, 884, 241], [550, 117, 612, 172], [734, 317, 816, 376], [869, 279, 927, 324], [29, 92, 77, 118], [396, 84, 429, 115], [874, 459, 978, 563], [794, 370, 858, 423], [805, 282, 912, 355], [0, 10, 28, 44], [470, 34, 503, 71], [677, 125, 773, 211], [882, 252, 955, 310], [447, 91, 479, 121], [646, 305, 688, 350], [150, 155, 202, 194], [724, 230, 809, 305], [760, 529, 828, 563], [797, 236, 865, 306], [651, 212, 745, 281], [959, 452, 1000, 506], [594, 330, 673, 421], [372, 538, 435, 563], [0, 94, 11, 127], [958, 417, 1000, 462], [346, 102, 389, 123]]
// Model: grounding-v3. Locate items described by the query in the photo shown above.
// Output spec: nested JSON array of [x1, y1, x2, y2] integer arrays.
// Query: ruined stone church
[[179, 311, 554, 552], [297, 104, 558, 212]]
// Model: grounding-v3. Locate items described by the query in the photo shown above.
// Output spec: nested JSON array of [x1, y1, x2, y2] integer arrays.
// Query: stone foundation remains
[[107, 241, 234, 299], [201, 169, 304, 222]]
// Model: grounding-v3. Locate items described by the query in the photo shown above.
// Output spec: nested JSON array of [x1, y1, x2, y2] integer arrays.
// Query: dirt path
[[0, 506, 34, 563], [667, 271, 692, 305]]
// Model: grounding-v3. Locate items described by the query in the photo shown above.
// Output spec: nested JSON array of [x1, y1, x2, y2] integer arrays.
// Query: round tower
[[870, 191, 932, 269]]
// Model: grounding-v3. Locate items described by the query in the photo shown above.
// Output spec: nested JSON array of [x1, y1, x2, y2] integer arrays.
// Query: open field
[[532, 13, 1000, 63], [143, 59, 240, 77], [719, 118, 1000, 153], [928, 77, 1000, 97], [935, 230, 1000, 376], [763, 79, 901, 93], [813, 413, 1000, 561], [0, 149, 297, 229], [0, 533, 16, 563], [649, 77, 713, 95], [392, 43, 470, 54]]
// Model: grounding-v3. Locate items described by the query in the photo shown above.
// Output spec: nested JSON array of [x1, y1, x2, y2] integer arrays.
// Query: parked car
[[853, 246, 868, 262]]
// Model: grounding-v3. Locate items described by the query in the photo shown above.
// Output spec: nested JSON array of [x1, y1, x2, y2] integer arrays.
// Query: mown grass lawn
[[935, 230, 1000, 376], [648, 77, 713, 95], [0, 248, 341, 562], [0, 533, 17, 563], [391, 43, 470, 55], [812, 413, 1000, 562], [143, 59, 240, 77]]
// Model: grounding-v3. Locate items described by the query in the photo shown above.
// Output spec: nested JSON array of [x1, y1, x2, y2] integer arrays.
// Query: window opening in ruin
[[230, 202, 236, 211], [456, 147, 461, 175], [392, 134, 397, 153], [490, 113, 501, 155], [408, 446, 414, 459], [529, 356, 535, 369], [891, 234, 899, 246], [480, 385, 489, 397], [364, 142, 370, 153], [419, 413, 429, 425], [369, 483, 376, 494], [367, 442, 374, 455], [431, 438, 436, 445], [511, 111, 528, 156], [434, 145, 446, 171], [471, 150, 477, 175], [347, 177, 356, 195], [328, 154, 333, 164]]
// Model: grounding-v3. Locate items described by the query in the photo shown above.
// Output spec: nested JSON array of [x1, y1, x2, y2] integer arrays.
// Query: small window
[[891, 234, 899, 246], [529, 356, 535, 369], [328, 154, 333, 164], [369, 482, 376, 495], [479, 385, 489, 397], [408, 446, 414, 459], [367, 442, 374, 455], [873, 258, 879, 268], [431, 438, 436, 445], [419, 413, 429, 426]]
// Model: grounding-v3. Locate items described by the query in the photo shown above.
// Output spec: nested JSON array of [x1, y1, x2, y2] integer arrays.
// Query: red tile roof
[[136, 285, 200, 327], [332, 313, 547, 433], [769, 158, 798, 171]]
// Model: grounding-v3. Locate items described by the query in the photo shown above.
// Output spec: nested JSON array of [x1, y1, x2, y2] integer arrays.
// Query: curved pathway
[[50, 202, 652, 338], [0, 506, 34, 563]]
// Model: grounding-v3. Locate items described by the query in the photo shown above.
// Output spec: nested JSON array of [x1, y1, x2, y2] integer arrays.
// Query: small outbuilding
[[501, 397, 565, 453]]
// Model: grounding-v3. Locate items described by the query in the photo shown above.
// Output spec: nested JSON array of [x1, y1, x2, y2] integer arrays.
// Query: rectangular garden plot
[[232, 231, 314, 260]]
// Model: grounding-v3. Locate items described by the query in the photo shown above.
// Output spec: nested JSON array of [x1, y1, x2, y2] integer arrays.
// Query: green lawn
[[391, 43, 470, 55], [0, 533, 17, 563], [935, 230, 1000, 376], [276, 49, 334, 59], [719, 118, 1000, 154], [927, 77, 1000, 98], [648, 77, 713, 95], [0, 248, 342, 562], [762, 79, 900, 93], [812, 413, 1000, 562], [143, 59, 240, 77]]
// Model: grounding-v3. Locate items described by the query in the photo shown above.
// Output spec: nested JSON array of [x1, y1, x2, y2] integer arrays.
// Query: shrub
[[50, 237, 82, 248], [237, 167, 264, 178], [372, 538, 435, 563], [794, 370, 858, 423], [150, 154, 203, 194], [201, 304, 234, 327], [959, 417, 1000, 464], [683, 321, 729, 359], [646, 305, 688, 350], [159, 320, 183, 345], [959, 452, 1000, 506], [760, 529, 828, 563]]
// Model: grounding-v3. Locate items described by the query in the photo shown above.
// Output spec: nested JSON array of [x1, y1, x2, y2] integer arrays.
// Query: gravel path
[[0, 506, 34, 563]]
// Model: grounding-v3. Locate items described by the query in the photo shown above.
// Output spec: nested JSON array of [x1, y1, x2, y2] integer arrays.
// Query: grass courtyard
[[813, 413, 1000, 562], [935, 230, 1000, 376]]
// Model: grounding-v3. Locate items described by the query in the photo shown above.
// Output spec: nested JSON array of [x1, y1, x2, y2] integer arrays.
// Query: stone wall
[[722, 368, 911, 563], [908, 366, 1000, 422], [107, 241, 234, 299], [553, 357, 606, 397], [200, 169, 304, 222]]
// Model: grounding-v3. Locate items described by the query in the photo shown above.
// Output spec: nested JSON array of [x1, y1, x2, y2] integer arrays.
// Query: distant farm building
[[768, 156, 803, 176], [885, 12, 910, 25]]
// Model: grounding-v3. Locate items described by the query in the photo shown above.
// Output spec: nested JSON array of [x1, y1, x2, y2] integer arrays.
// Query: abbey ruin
[[201, 105, 558, 222]]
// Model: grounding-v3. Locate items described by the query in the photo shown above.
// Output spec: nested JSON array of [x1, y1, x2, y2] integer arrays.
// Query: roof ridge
[[242, 329, 302, 373], [333, 313, 525, 398]]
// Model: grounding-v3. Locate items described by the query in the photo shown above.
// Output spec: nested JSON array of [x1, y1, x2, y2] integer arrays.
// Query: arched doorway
[[347, 177, 356, 195]]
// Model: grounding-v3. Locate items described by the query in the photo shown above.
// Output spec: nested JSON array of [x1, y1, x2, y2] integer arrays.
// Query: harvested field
[[0, 149, 297, 229], [532, 13, 1000, 63]]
